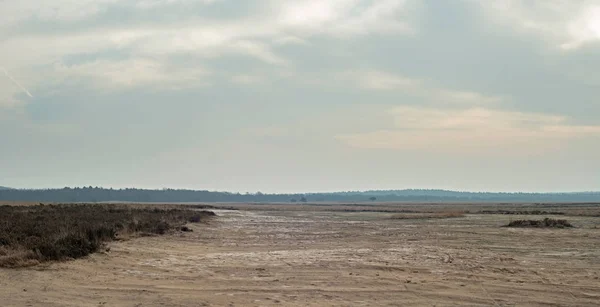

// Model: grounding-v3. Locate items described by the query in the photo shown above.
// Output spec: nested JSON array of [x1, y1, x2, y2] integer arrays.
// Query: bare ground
[[1, 204, 600, 306]]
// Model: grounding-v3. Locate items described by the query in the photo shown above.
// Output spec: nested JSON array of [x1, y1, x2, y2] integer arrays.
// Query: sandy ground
[[1, 204, 600, 306]]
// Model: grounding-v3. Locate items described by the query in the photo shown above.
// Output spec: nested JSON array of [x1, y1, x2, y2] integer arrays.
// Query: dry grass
[[0, 204, 215, 267], [565, 209, 600, 217], [479, 210, 566, 215], [389, 212, 466, 220]]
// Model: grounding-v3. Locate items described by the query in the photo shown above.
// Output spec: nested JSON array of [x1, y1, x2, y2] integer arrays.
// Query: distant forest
[[1, 187, 599, 203]]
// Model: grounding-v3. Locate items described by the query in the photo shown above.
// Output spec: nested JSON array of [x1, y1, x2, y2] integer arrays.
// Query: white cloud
[[431, 89, 503, 105], [231, 40, 288, 65], [337, 106, 600, 154], [278, 0, 346, 28], [0, 23, 280, 103], [0, 0, 118, 26], [53, 58, 210, 90], [275, 0, 414, 37], [344, 70, 503, 105], [562, 6, 600, 50], [0, 0, 419, 106], [0, 0, 220, 26], [477, 0, 600, 50], [346, 70, 420, 90], [135, 0, 219, 9], [273, 35, 309, 46]]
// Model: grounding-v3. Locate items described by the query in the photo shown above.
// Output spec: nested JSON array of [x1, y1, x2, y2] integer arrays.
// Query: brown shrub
[[505, 218, 573, 228], [0, 204, 215, 267], [180, 226, 193, 232], [189, 210, 216, 223]]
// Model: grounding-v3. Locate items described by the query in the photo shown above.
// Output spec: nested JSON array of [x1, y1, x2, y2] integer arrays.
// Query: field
[[1, 202, 600, 306]]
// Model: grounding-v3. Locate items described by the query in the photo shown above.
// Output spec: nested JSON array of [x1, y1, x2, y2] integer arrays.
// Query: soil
[[1, 203, 600, 306]]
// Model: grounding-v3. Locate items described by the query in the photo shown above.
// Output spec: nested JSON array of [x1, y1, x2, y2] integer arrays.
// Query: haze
[[1, 0, 599, 193]]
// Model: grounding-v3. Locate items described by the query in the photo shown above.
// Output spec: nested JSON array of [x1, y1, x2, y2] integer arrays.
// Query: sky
[[1, 0, 599, 193]]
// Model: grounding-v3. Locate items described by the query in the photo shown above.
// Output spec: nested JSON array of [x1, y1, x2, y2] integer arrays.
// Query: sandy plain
[[1, 203, 599, 306]]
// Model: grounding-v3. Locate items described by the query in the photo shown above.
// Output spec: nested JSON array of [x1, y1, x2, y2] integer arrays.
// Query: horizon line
[[2, 186, 599, 195]]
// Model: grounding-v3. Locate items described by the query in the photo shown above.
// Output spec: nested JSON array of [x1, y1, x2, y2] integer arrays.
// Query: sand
[[1, 204, 600, 306]]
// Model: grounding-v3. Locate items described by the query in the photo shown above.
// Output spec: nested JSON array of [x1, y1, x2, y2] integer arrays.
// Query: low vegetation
[[479, 210, 566, 215], [390, 212, 466, 220], [505, 218, 573, 228], [0, 204, 215, 267]]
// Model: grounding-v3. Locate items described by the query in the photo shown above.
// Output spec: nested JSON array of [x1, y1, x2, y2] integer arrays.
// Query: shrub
[[189, 210, 215, 223], [180, 226, 193, 232], [0, 204, 215, 267], [505, 218, 573, 228]]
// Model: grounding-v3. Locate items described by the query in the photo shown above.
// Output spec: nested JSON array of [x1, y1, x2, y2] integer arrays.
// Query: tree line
[[0, 187, 599, 203]]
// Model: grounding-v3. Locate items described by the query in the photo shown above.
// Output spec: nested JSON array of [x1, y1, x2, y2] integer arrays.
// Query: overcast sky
[[1, 0, 599, 193]]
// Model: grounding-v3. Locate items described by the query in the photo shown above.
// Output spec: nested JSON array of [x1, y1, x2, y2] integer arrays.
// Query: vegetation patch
[[0, 204, 215, 267], [505, 218, 573, 228], [479, 210, 566, 215]]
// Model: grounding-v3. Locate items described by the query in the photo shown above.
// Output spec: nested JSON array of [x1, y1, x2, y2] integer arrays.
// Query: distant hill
[[0, 187, 599, 203], [0, 186, 13, 190]]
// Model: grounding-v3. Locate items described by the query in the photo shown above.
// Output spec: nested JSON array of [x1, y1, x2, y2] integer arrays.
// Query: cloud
[[275, 0, 414, 37], [1, 0, 599, 192], [343, 70, 503, 105], [0, 0, 420, 106], [346, 70, 421, 90], [476, 0, 600, 51], [563, 6, 600, 50], [0, 23, 280, 102], [231, 41, 288, 65], [337, 106, 600, 154], [52, 58, 209, 90], [0, 0, 220, 26], [134, 0, 219, 9], [0, 1, 111, 25], [430, 89, 502, 105], [273, 35, 309, 46]]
